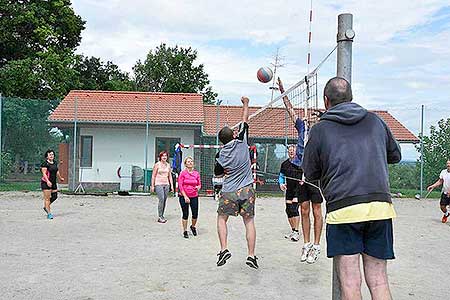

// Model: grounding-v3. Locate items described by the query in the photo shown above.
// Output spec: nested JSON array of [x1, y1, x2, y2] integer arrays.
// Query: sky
[[71, 0, 450, 161]]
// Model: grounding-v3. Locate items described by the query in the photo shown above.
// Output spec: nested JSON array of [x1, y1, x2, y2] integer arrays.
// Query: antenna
[[269, 48, 286, 102]]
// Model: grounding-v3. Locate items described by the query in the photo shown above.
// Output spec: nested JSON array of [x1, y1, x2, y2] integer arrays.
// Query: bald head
[[323, 77, 353, 107]]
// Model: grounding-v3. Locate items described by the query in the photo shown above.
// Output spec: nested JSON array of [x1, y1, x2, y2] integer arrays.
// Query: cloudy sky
[[72, 0, 450, 160]]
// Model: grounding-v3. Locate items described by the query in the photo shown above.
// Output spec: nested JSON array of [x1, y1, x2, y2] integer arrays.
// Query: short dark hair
[[44, 149, 54, 158], [324, 77, 353, 107], [158, 151, 168, 161], [218, 126, 234, 145]]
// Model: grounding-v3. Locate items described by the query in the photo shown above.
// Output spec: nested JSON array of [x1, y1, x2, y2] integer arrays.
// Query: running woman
[[427, 159, 450, 223], [41, 149, 64, 219], [178, 156, 201, 238]]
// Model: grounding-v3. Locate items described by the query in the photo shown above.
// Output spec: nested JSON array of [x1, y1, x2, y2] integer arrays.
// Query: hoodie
[[303, 102, 401, 213]]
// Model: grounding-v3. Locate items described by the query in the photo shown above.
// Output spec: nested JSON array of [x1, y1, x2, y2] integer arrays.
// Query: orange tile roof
[[50, 92, 418, 143], [203, 105, 419, 143], [49, 90, 204, 124]]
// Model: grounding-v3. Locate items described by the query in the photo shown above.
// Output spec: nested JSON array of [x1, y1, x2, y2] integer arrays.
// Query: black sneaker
[[216, 249, 232, 267], [246, 256, 259, 269], [190, 225, 197, 236], [183, 231, 189, 239]]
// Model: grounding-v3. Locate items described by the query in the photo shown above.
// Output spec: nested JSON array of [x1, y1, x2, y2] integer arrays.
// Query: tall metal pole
[[420, 105, 424, 196], [0, 93, 2, 181], [216, 100, 222, 145], [334, 13, 355, 300], [72, 96, 78, 191], [337, 13, 354, 83], [144, 97, 150, 192]]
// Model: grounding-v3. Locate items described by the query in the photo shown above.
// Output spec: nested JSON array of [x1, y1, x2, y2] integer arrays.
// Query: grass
[[0, 182, 41, 192], [390, 188, 441, 199]]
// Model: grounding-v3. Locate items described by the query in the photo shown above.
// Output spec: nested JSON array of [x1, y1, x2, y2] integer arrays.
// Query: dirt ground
[[0, 191, 447, 300]]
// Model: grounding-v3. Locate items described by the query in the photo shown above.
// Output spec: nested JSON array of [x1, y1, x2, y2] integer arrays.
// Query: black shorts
[[298, 182, 322, 203], [41, 181, 57, 190], [285, 184, 299, 201], [326, 219, 394, 260], [440, 193, 450, 206]]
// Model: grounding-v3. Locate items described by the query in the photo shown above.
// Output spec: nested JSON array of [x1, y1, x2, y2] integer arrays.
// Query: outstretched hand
[[241, 96, 249, 105]]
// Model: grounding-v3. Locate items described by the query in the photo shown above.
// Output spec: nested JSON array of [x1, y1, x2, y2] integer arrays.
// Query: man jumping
[[215, 96, 258, 269], [278, 77, 323, 264]]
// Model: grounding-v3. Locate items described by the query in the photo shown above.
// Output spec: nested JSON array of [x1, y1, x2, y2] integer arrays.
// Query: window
[[155, 137, 181, 164], [80, 136, 93, 168]]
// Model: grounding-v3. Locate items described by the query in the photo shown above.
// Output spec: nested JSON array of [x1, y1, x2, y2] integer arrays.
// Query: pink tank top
[[155, 162, 170, 186]]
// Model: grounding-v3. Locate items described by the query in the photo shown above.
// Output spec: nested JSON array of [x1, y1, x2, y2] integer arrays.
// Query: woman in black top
[[41, 149, 64, 219]]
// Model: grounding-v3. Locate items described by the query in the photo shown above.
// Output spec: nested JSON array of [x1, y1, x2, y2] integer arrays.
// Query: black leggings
[[179, 196, 199, 220]]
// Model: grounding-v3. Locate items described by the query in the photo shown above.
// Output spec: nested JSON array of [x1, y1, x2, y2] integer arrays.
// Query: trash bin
[[144, 168, 153, 189]]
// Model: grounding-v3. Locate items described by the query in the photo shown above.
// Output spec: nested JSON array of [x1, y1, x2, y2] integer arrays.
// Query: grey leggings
[[155, 185, 170, 218]]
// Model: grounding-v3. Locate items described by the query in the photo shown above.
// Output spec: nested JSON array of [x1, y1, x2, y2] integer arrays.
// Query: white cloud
[[71, 0, 450, 143]]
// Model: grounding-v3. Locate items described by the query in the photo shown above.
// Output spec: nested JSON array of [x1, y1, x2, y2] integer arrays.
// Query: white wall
[[78, 126, 195, 182]]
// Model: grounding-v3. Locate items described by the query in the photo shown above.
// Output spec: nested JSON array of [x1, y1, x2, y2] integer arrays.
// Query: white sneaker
[[306, 245, 321, 264], [291, 231, 300, 242], [284, 230, 294, 239], [300, 243, 312, 262]]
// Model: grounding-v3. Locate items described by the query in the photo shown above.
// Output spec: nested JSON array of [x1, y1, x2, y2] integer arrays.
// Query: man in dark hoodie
[[303, 77, 401, 299]]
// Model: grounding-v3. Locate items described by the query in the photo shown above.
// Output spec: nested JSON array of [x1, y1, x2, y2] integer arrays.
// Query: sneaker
[[216, 249, 232, 267], [284, 230, 294, 239], [300, 243, 312, 262], [246, 256, 259, 269], [442, 213, 449, 223], [47, 213, 53, 220], [306, 245, 321, 264], [190, 225, 197, 236], [291, 231, 300, 242], [183, 231, 189, 239], [157, 217, 167, 223]]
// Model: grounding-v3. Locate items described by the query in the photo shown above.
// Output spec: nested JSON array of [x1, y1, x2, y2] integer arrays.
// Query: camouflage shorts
[[217, 184, 256, 217]]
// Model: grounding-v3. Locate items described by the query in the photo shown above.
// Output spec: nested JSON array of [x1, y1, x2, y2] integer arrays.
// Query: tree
[[133, 44, 217, 104], [0, 0, 85, 67], [419, 118, 450, 186], [73, 55, 134, 91]]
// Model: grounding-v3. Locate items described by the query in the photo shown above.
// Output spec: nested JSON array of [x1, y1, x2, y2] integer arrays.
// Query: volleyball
[[257, 67, 273, 83]]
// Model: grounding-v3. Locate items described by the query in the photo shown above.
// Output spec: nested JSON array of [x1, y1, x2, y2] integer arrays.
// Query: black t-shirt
[[280, 159, 303, 190], [41, 160, 58, 183]]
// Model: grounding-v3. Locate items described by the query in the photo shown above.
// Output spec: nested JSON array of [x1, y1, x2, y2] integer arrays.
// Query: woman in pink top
[[178, 156, 201, 238], [151, 151, 174, 223]]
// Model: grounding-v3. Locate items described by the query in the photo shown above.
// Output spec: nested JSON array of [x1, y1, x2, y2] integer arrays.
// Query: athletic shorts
[[440, 193, 450, 206], [326, 218, 394, 260], [41, 181, 57, 190], [217, 184, 256, 217], [298, 182, 323, 203], [285, 184, 299, 202]]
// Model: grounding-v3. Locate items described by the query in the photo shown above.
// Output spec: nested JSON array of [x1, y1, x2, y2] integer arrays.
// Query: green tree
[[0, 0, 85, 67], [133, 43, 217, 104], [419, 118, 450, 186], [73, 55, 134, 91]]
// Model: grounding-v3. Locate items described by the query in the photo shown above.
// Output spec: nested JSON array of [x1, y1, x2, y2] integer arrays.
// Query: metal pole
[[216, 100, 222, 145], [0, 93, 2, 181], [144, 97, 150, 192], [72, 96, 78, 191], [337, 13, 354, 83], [420, 105, 424, 196], [334, 13, 354, 300]]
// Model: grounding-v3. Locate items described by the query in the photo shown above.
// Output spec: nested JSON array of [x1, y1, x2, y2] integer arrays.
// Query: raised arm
[[277, 77, 297, 124], [241, 96, 249, 123]]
